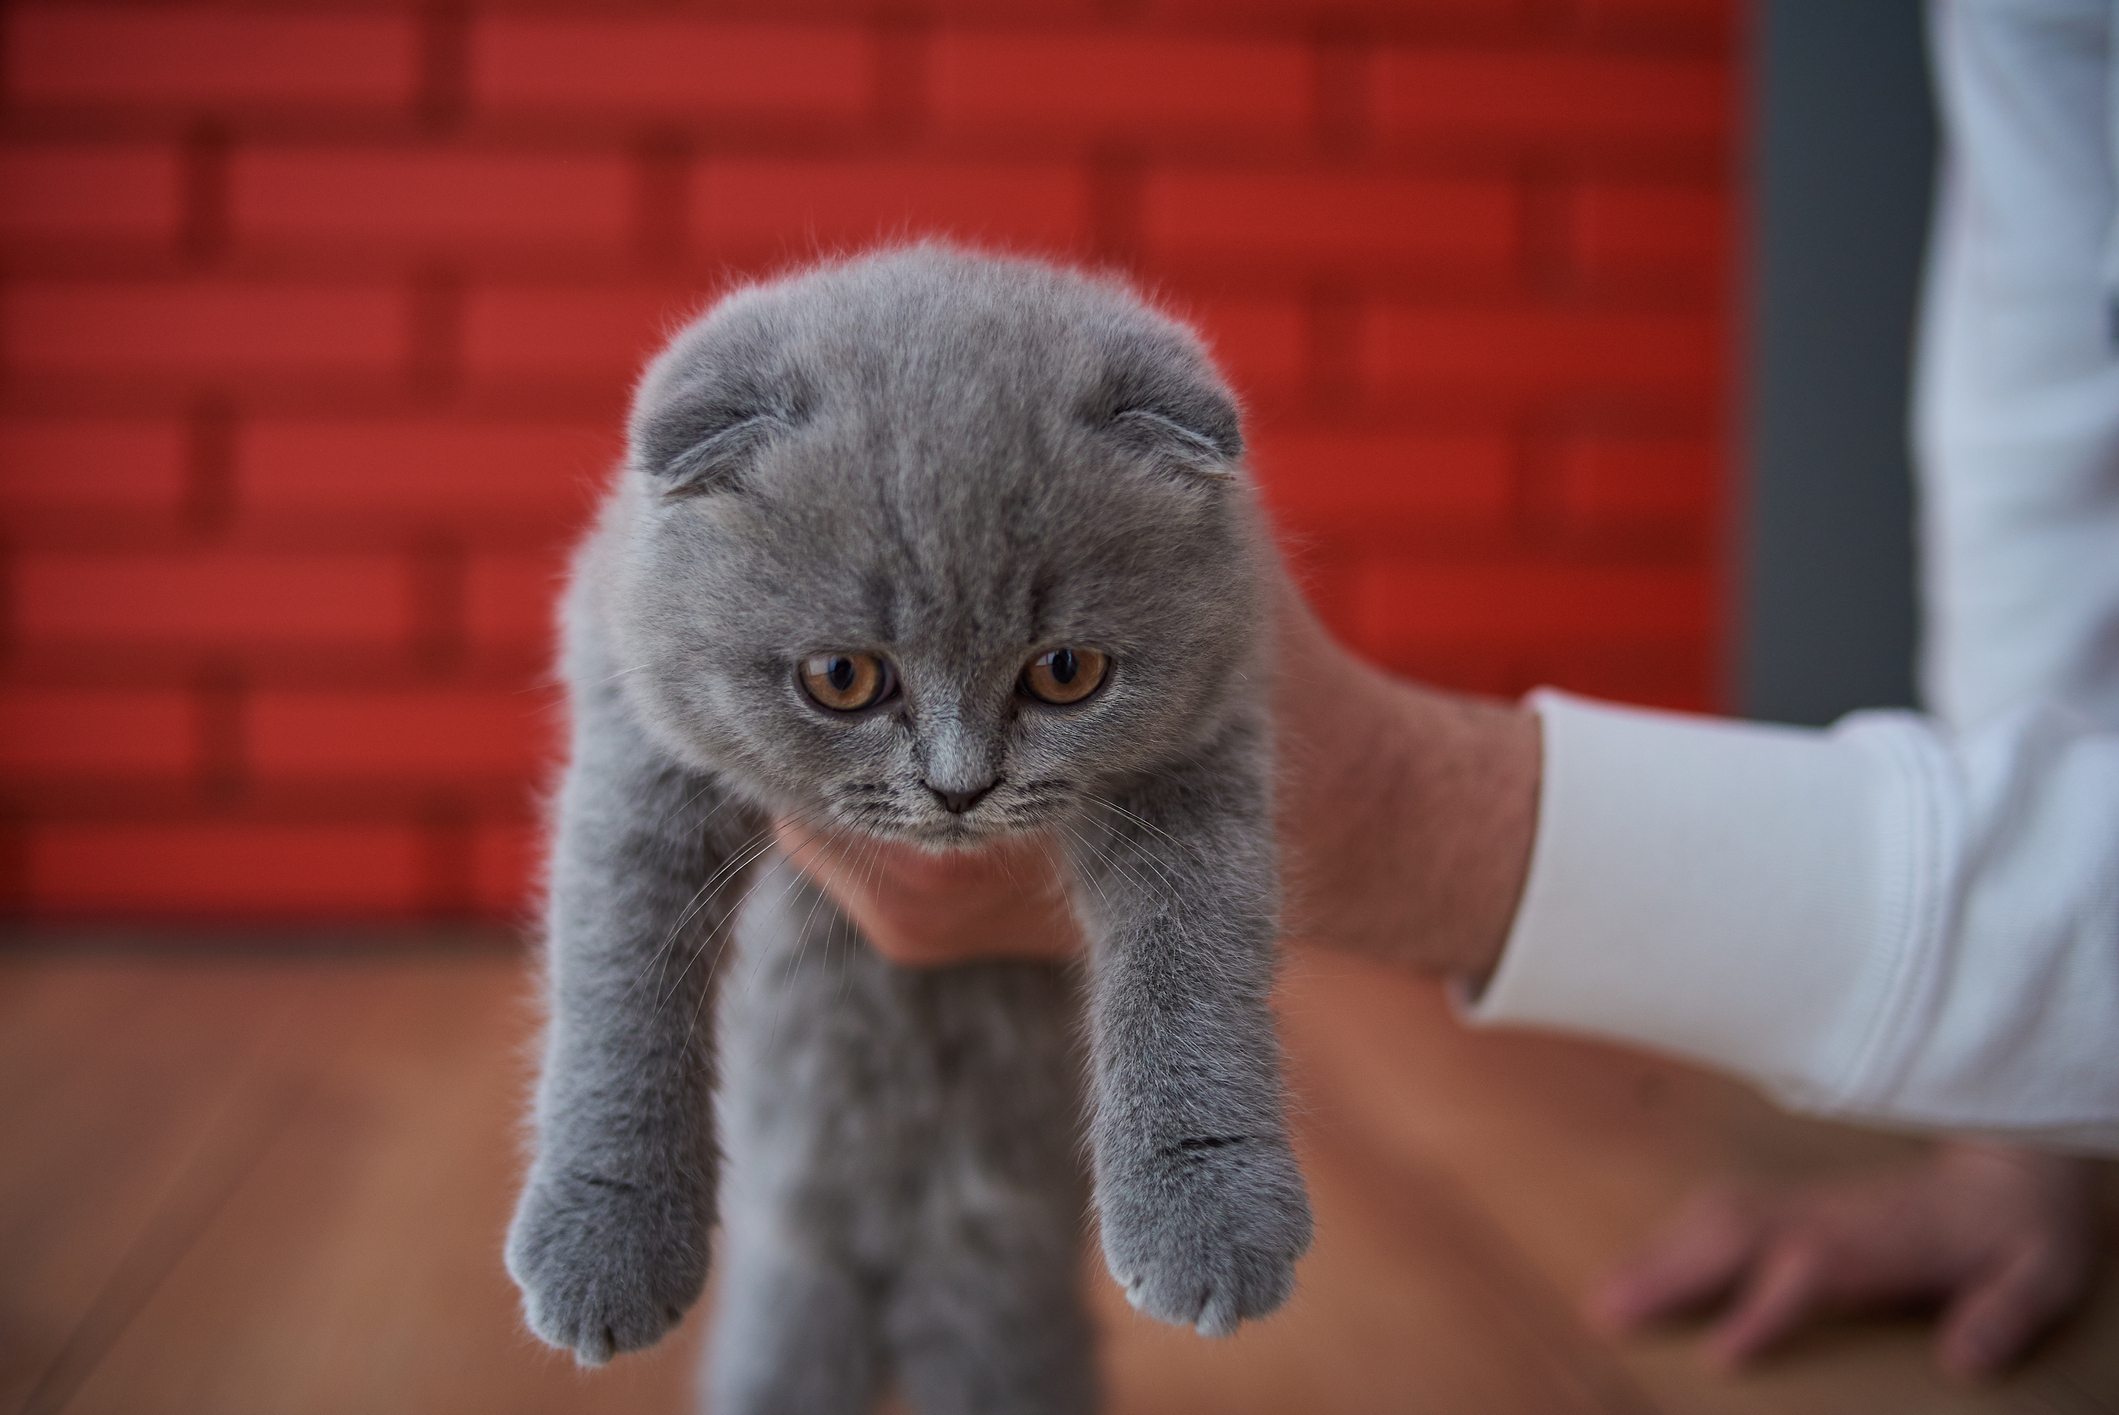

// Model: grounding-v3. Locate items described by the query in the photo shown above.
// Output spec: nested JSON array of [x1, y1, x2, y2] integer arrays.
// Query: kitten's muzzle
[[925, 778, 998, 815]]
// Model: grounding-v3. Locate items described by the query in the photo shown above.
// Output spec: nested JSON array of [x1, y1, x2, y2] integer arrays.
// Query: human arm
[[1572, 0, 2088, 1376], [774, 569, 1541, 980], [785, 567, 2119, 1135], [1472, 693, 2119, 1151]]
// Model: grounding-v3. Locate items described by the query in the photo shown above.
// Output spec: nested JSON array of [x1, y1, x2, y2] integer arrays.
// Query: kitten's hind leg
[[884, 964, 1097, 1415], [886, 1218, 1096, 1415], [706, 854, 899, 1415], [705, 1223, 882, 1415]]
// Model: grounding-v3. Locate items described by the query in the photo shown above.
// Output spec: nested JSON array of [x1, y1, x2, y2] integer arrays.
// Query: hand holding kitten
[[784, 565, 1540, 982], [785, 567, 2094, 1382], [772, 818, 1086, 965]]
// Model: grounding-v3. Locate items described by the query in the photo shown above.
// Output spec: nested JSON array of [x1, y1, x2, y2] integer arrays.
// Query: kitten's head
[[607, 245, 1267, 847]]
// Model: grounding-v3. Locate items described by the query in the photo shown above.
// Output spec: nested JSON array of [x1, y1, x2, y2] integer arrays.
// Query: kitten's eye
[[799, 653, 894, 712], [1021, 647, 1108, 705]]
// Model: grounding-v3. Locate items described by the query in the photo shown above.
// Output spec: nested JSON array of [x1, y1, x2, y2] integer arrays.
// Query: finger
[[1590, 1193, 1758, 1334], [1936, 1245, 2088, 1381], [1705, 1238, 1823, 1369]]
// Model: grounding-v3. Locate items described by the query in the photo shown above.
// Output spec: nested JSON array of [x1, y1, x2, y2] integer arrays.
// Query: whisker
[[677, 819, 839, 1059], [627, 818, 776, 1010], [653, 800, 834, 1020], [1052, 817, 1124, 919], [1088, 793, 1195, 859], [1081, 795, 1194, 898], [742, 829, 859, 1053], [1061, 811, 1156, 896]]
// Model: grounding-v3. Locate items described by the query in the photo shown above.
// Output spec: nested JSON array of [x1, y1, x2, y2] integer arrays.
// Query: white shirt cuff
[[1461, 690, 1927, 1112]]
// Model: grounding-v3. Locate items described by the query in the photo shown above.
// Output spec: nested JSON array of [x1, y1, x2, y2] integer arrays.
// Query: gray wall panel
[[1740, 0, 1936, 724]]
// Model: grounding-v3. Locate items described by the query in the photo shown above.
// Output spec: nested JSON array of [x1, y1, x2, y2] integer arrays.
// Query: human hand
[[1589, 1141, 2098, 1379], [772, 819, 1083, 966], [776, 561, 1539, 974]]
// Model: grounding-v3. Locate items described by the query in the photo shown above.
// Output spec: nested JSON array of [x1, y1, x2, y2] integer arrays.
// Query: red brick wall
[[1, 0, 1736, 926]]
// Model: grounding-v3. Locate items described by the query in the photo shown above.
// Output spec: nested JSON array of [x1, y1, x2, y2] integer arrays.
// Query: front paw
[[504, 1167, 710, 1366], [1098, 1133, 1313, 1338]]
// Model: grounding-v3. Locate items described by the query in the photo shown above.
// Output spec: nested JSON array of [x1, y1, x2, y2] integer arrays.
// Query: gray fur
[[505, 246, 1312, 1412]]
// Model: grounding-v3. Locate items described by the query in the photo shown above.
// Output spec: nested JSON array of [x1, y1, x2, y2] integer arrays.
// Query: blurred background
[[1, 0, 1745, 931], [15, 5, 2117, 1414]]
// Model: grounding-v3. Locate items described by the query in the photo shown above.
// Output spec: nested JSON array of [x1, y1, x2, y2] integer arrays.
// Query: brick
[[1179, 297, 1308, 398], [932, 33, 1309, 142], [28, 823, 426, 916], [238, 419, 617, 536], [0, 419, 189, 517], [462, 285, 705, 383], [698, 158, 1092, 257], [233, 150, 633, 253], [5, 281, 402, 380], [1558, 434, 1718, 528], [0, 145, 183, 243], [1252, 431, 1513, 529], [1580, 0, 1737, 44], [1142, 170, 1516, 271], [248, 689, 559, 783], [13, 552, 412, 648], [905, 0, 1102, 16], [1571, 181, 1729, 281], [0, 689, 195, 778], [1377, 50, 1729, 147], [473, 18, 870, 121], [1369, 305, 1722, 396], [8, 7, 416, 108], [473, 820, 543, 917], [1147, 0, 1495, 19], [467, 549, 570, 654], [1533, 640, 1717, 713], [1353, 560, 1712, 647]]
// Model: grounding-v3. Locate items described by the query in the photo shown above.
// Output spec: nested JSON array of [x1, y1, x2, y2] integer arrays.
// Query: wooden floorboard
[[1, 959, 342, 1414], [2, 949, 2113, 1414]]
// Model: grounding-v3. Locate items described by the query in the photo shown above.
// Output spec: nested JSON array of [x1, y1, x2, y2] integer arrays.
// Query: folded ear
[[1107, 405, 1241, 479], [653, 411, 791, 496], [630, 308, 814, 496], [1091, 319, 1244, 481]]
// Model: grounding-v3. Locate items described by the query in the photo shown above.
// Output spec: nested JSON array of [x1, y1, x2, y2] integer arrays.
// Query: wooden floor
[[2, 945, 2114, 1415]]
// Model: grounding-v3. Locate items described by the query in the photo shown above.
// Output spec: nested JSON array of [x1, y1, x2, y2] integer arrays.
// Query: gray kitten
[[504, 245, 1312, 1414]]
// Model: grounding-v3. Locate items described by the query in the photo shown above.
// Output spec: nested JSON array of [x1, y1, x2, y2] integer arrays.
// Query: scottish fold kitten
[[505, 246, 1311, 1415]]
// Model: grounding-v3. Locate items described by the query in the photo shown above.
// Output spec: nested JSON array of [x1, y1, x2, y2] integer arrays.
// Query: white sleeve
[[1459, 0, 2119, 1151], [1915, 0, 2119, 729], [1465, 690, 2119, 1154]]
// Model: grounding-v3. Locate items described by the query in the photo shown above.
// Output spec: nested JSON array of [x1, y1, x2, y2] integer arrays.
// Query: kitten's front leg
[[506, 677, 758, 1366], [1073, 715, 1312, 1337]]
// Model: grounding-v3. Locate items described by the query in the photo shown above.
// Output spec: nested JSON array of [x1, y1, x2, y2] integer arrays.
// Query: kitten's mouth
[[823, 783, 1063, 847], [906, 816, 1012, 849]]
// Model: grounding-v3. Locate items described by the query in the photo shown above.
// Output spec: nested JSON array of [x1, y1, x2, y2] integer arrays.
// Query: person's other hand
[[772, 819, 1083, 966], [1589, 1141, 2098, 1379]]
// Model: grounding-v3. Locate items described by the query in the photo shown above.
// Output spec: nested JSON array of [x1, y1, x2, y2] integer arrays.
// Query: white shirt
[[1468, 0, 2119, 1154]]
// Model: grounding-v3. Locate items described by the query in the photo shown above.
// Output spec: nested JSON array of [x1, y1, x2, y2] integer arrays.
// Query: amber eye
[[1021, 647, 1108, 705], [799, 653, 894, 712]]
